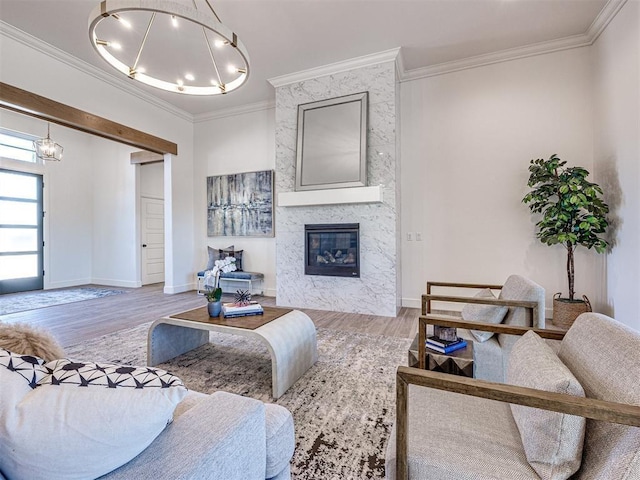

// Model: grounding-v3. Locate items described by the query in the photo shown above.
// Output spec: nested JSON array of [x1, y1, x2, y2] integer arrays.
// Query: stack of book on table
[[426, 335, 467, 354], [222, 302, 264, 318]]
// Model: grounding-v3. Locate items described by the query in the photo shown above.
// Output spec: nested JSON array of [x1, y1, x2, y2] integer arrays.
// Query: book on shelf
[[427, 335, 464, 348], [425, 339, 468, 354]]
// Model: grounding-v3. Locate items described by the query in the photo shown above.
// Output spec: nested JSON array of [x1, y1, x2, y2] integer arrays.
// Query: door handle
[[142, 244, 147, 247]]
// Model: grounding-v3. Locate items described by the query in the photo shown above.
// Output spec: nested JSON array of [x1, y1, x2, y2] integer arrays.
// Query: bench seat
[[196, 271, 264, 295]]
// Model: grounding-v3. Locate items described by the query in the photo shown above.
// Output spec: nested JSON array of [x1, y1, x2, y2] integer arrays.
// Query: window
[[0, 129, 37, 164]]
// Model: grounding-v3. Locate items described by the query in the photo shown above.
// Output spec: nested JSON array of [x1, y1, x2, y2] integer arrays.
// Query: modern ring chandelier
[[88, 0, 250, 96]]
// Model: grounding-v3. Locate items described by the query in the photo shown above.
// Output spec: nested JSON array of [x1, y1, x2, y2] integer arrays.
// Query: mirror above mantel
[[295, 92, 368, 191]]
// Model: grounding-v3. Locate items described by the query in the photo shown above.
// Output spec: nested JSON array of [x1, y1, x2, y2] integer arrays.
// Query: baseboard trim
[[164, 283, 193, 294], [45, 278, 93, 290], [91, 278, 140, 288]]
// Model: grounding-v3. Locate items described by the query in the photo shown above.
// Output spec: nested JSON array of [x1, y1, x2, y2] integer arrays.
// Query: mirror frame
[[295, 92, 368, 191]]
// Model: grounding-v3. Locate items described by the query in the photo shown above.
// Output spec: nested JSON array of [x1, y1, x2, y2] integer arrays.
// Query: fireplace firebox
[[305, 223, 360, 277]]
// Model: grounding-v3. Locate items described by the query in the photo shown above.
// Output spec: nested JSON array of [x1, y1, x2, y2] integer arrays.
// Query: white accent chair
[[386, 312, 640, 479]]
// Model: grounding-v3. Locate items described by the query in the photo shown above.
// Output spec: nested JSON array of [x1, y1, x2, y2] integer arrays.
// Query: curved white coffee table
[[148, 307, 318, 399]]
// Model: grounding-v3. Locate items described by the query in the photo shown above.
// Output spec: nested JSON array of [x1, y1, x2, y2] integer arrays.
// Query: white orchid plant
[[203, 257, 237, 302]]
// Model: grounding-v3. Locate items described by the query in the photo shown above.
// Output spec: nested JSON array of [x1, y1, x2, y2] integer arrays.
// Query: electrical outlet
[[416, 232, 422, 241], [407, 233, 413, 241]]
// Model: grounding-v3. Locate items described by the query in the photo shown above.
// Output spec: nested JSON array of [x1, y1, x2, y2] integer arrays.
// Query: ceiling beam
[[0, 82, 178, 155], [130, 150, 164, 164]]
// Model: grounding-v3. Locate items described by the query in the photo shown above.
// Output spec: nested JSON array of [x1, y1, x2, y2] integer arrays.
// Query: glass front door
[[0, 169, 44, 294]]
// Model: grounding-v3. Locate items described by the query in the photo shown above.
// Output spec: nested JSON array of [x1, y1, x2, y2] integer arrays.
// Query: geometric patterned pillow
[[219, 247, 243, 271], [0, 348, 50, 426], [0, 348, 48, 389], [40, 359, 185, 389], [0, 356, 187, 480]]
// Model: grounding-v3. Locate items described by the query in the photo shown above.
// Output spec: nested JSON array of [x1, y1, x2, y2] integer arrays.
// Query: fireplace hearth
[[305, 223, 360, 277]]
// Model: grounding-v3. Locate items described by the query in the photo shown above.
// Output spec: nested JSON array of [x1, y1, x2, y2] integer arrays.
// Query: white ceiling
[[0, 0, 611, 117]]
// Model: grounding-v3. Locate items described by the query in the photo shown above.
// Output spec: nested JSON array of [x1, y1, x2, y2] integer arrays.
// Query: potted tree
[[522, 154, 609, 328]]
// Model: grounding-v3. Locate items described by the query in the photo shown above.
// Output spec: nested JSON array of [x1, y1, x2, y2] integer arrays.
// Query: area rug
[[65, 323, 411, 479], [0, 287, 126, 316]]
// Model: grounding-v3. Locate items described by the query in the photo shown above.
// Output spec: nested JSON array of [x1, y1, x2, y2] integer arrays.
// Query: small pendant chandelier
[[33, 123, 63, 162], [88, 0, 250, 96]]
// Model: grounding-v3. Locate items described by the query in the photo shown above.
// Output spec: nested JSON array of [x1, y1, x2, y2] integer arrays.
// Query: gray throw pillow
[[206, 245, 234, 270], [461, 288, 508, 342], [508, 331, 586, 479]]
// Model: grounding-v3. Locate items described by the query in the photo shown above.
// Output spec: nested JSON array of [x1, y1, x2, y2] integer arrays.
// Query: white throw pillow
[[508, 331, 586, 480], [461, 288, 508, 342], [0, 354, 187, 480]]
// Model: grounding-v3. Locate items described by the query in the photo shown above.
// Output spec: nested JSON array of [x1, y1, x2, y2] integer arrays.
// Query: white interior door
[[141, 197, 164, 285]]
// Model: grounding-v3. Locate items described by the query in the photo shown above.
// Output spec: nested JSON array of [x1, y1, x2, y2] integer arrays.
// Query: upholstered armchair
[[421, 274, 545, 382], [386, 313, 640, 479]]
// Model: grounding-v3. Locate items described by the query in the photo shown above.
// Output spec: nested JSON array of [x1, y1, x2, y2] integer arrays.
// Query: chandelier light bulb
[[214, 39, 228, 48], [96, 39, 120, 50], [171, 15, 178, 27], [112, 13, 132, 29], [185, 73, 195, 81]]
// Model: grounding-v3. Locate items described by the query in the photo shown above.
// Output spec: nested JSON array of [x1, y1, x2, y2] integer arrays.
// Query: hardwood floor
[[0, 284, 419, 347]]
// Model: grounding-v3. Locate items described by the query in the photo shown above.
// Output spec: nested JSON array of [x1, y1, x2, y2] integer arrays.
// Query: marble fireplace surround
[[270, 52, 401, 317]]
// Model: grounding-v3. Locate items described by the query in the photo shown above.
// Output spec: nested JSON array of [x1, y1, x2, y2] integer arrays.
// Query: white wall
[[91, 137, 139, 287], [193, 108, 277, 294], [0, 110, 147, 289], [0, 28, 195, 292], [400, 47, 596, 317], [0, 110, 94, 288], [591, 0, 640, 331]]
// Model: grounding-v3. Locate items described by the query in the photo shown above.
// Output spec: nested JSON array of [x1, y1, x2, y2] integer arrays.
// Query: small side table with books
[[408, 333, 475, 378]]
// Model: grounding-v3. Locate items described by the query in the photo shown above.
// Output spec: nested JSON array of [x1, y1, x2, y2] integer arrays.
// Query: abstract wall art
[[207, 170, 274, 237]]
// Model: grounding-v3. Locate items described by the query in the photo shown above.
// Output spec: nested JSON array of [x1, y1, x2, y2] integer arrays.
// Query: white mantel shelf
[[277, 185, 383, 207]]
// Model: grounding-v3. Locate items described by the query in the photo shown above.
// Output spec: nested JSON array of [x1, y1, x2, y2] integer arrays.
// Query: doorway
[[141, 196, 164, 285], [0, 169, 44, 294]]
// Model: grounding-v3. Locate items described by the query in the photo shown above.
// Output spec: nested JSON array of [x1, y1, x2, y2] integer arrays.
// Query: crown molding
[[0, 21, 194, 122], [400, 0, 627, 82], [395, 49, 406, 81], [268, 48, 401, 88], [400, 33, 591, 82], [194, 99, 275, 123], [586, 0, 628, 41]]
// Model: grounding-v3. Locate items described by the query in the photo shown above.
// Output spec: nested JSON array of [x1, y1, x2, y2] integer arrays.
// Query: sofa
[[0, 324, 294, 480], [100, 390, 295, 480], [422, 275, 545, 382], [386, 312, 640, 479]]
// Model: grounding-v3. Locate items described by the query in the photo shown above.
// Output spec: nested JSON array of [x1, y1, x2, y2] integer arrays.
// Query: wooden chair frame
[[419, 281, 542, 369], [395, 319, 640, 479]]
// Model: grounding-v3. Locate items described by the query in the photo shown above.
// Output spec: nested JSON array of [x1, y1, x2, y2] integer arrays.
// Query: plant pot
[[207, 300, 222, 317], [552, 294, 592, 329]]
